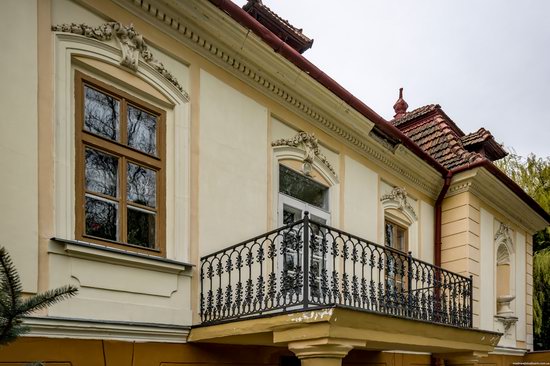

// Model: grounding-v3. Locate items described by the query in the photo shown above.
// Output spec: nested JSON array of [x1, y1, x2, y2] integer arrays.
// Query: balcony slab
[[189, 306, 501, 356]]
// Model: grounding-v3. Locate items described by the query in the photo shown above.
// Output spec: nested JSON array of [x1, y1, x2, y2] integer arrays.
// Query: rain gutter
[[208, 0, 550, 268], [208, 0, 448, 176]]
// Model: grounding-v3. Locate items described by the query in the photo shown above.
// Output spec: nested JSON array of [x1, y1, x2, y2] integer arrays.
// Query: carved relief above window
[[380, 187, 417, 222], [51, 22, 188, 99], [271, 131, 337, 180]]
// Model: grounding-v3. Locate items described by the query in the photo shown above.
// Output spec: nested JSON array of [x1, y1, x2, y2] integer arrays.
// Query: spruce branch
[[0, 246, 78, 346], [0, 247, 22, 313], [19, 286, 78, 315]]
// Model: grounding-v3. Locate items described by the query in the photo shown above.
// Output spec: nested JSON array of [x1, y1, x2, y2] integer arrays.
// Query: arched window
[[380, 186, 417, 293], [380, 186, 417, 253], [271, 131, 338, 299]]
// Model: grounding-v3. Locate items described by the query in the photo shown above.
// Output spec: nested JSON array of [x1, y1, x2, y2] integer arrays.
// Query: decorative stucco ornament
[[380, 187, 417, 220], [51, 22, 188, 99], [494, 222, 512, 243], [271, 132, 337, 178]]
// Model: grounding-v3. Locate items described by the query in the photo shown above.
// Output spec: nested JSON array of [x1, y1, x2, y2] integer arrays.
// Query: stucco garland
[[51, 22, 188, 99], [272, 132, 337, 178], [380, 187, 417, 221]]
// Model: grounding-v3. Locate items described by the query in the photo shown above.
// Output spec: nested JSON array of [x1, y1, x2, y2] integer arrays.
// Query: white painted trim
[[272, 146, 339, 230], [479, 208, 495, 331], [49, 238, 193, 274], [380, 183, 419, 257], [489, 346, 527, 356], [53, 33, 191, 262], [515, 231, 526, 342], [23, 316, 190, 343]]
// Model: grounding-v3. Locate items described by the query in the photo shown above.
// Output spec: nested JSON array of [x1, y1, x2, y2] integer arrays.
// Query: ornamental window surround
[[51, 23, 190, 260]]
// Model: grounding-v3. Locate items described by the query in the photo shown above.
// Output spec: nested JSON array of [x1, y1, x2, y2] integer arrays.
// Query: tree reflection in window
[[279, 165, 328, 209], [128, 207, 155, 248], [85, 148, 118, 197], [85, 196, 118, 241], [127, 163, 156, 208], [84, 86, 120, 141], [77, 73, 163, 251], [128, 104, 157, 155]]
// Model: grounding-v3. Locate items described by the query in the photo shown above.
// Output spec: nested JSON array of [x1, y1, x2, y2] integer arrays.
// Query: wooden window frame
[[384, 218, 409, 291], [384, 218, 408, 253], [74, 71, 166, 255]]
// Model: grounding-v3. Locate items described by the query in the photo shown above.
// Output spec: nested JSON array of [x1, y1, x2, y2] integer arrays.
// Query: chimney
[[393, 88, 408, 119]]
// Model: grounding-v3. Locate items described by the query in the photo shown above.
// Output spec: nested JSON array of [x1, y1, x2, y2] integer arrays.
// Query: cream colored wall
[[479, 208, 495, 331], [0, 0, 39, 293], [419, 201, 434, 263], [198, 70, 268, 256], [441, 192, 481, 327], [43, 0, 194, 329], [343, 156, 378, 242], [47, 249, 192, 325], [452, 195, 533, 350]]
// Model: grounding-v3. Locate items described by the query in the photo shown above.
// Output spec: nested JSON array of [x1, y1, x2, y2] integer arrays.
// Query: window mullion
[[120, 156, 128, 243], [120, 99, 128, 145]]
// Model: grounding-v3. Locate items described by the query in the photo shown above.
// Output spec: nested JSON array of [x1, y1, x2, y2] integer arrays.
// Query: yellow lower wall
[[1, 337, 544, 366]]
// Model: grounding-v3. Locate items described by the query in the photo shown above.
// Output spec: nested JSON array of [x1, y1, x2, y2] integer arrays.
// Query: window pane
[[396, 227, 406, 252], [279, 165, 328, 209], [127, 104, 157, 155], [385, 222, 393, 247], [127, 163, 156, 208], [127, 207, 155, 248], [84, 85, 120, 141], [85, 196, 118, 241], [283, 205, 301, 225], [85, 148, 118, 197]]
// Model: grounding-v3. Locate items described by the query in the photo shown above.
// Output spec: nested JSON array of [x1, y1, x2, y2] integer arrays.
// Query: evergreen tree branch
[[0, 247, 22, 313], [0, 247, 78, 346], [19, 286, 78, 315]]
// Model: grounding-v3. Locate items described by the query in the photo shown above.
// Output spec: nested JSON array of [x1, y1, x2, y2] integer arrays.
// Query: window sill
[[51, 237, 193, 274]]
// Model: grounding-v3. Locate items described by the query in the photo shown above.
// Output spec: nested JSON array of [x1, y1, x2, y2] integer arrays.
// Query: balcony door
[[278, 164, 330, 300], [384, 219, 408, 301]]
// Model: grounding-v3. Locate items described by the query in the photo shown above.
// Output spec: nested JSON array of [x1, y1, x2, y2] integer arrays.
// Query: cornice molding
[[448, 168, 547, 233], [51, 21, 188, 99], [24, 316, 190, 343], [114, 0, 442, 197]]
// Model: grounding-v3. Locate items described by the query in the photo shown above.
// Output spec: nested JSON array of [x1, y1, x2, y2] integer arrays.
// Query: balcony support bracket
[[288, 337, 365, 366]]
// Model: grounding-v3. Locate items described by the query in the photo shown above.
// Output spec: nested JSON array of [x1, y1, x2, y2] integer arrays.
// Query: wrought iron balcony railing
[[200, 213, 473, 328]]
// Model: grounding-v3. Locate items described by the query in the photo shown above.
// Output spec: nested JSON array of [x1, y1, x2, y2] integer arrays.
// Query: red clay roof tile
[[394, 109, 485, 170]]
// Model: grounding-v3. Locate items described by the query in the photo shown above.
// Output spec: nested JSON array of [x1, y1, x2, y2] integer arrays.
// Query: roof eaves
[[208, 0, 448, 176], [451, 160, 550, 224]]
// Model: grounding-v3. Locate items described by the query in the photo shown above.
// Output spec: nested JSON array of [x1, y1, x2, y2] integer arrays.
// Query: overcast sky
[[234, 0, 550, 158]]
